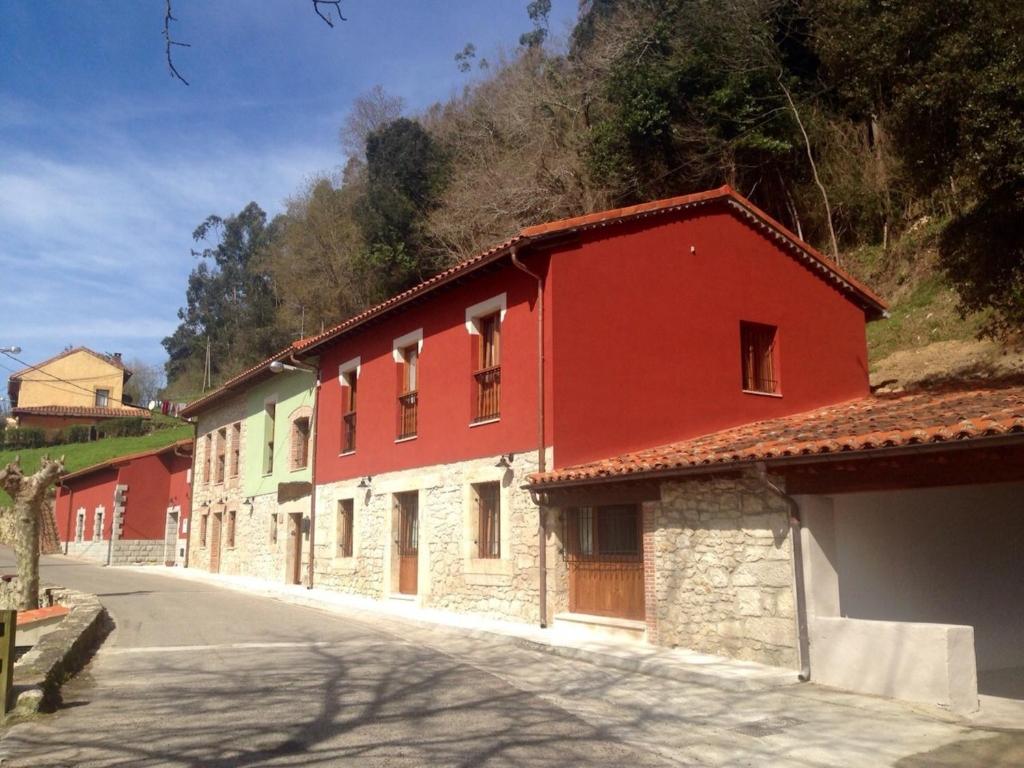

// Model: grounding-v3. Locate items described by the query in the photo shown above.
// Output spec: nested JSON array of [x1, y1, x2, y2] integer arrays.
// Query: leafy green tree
[[162, 202, 287, 390], [812, 0, 1024, 331], [359, 118, 449, 299]]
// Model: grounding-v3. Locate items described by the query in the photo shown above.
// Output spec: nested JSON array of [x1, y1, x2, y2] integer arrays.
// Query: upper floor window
[[229, 422, 241, 479], [740, 321, 779, 395], [473, 313, 501, 423], [95, 388, 110, 407], [263, 401, 276, 475], [215, 427, 227, 484], [397, 343, 419, 439], [474, 482, 500, 559], [339, 359, 360, 454], [203, 433, 212, 485], [291, 416, 311, 470]]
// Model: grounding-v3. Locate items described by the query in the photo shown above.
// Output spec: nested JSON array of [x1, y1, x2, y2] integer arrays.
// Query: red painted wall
[[54, 449, 193, 542], [312, 202, 871, 479], [56, 468, 118, 541], [548, 202, 870, 467], [316, 259, 554, 484]]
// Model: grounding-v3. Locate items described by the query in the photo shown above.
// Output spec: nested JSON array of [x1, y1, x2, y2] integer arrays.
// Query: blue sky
[[0, 0, 577, 380]]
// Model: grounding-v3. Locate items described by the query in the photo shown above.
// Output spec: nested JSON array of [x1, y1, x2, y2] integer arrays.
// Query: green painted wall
[[243, 370, 316, 498]]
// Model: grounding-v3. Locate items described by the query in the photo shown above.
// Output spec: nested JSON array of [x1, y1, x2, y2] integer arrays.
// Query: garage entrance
[[800, 480, 1024, 711]]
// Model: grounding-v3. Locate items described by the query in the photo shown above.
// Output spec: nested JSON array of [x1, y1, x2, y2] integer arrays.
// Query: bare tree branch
[[163, 0, 191, 86], [312, 0, 346, 27]]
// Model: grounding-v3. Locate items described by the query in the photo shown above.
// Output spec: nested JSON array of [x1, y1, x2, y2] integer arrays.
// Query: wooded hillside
[[163, 0, 1024, 398]]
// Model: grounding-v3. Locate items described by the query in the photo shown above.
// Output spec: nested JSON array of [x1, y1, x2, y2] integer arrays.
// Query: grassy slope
[[0, 422, 192, 506], [845, 218, 988, 373]]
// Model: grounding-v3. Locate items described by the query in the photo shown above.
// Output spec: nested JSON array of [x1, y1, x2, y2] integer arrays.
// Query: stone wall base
[[64, 539, 166, 566]]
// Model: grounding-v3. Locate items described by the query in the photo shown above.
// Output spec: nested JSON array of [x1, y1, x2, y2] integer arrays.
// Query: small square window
[[740, 321, 779, 394], [95, 388, 110, 407]]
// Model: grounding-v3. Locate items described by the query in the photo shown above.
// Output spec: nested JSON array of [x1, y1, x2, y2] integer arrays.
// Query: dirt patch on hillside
[[871, 338, 1024, 391]]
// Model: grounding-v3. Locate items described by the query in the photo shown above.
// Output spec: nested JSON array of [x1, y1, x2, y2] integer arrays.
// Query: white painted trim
[[391, 328, 424, 361], [338, 356, 361, 385], [464, 293, 507, 334]]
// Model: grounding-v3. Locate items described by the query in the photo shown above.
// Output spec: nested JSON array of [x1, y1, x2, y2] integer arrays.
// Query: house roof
[[13, 405, 152, 420], [181, 185, 887, 418], [527, 383, 1024, 488], [59, 439, 194, 483], [7, 347, 131, 380]]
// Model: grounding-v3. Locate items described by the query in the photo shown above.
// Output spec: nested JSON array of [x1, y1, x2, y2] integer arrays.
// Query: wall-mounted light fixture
[[244, 496, 254, 513], [495, 453, 515, 470], [357, 476, 373, 489]]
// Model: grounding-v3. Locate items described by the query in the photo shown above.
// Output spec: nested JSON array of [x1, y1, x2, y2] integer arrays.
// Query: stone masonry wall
[[652, 477, 798, 668], [65, 539, 166, 565], [313, 450, 550, 623], [189, 392, 247, 573]]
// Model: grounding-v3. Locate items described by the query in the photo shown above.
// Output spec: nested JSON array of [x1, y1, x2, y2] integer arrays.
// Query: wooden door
[[209, 513, 222, 573], [287, 513, 303, 585], [397, 493, 419, 595], [566, 505, 644, 620]]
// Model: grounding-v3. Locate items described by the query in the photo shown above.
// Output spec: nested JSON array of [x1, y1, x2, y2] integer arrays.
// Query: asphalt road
[[1, 552, 1021, 768], [0, 551, 671, 768]]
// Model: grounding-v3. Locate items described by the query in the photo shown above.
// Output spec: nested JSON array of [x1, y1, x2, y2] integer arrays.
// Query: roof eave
[[525, 432, 1024, 492]]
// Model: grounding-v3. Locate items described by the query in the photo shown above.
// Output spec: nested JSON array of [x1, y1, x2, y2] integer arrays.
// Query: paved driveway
[[0, 551, 1021, 767]]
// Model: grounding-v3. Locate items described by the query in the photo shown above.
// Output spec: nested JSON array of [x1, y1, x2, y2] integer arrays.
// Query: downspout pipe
[[511, 245, 547, 628], [754, 462, 810, 682], [290, 352, 320, 591], [184, 418, 198, 569]]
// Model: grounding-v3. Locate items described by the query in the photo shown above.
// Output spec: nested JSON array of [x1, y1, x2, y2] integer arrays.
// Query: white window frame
[[391, 328, 424, 362], [465, 293, 507, 335]]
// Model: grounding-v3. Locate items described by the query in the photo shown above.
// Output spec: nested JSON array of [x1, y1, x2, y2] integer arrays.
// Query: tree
[[262, 176, 372, 336], [122, 359, 165, 408], [340, 85, 405, 159], [162, 203, 287, 392], [359, 118, 450, 299], [0, 456, 64, 610], [812, 0, 1024, 331]]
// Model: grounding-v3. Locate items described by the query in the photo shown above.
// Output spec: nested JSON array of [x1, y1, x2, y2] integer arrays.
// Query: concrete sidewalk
[[123, 563, 799, 694]]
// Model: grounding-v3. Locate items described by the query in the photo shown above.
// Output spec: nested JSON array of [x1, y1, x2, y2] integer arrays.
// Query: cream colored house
[[7, 347, 146, 434]]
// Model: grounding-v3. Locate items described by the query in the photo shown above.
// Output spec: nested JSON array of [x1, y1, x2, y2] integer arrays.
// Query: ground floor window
[[75, 509, 86, 543], [270, 513, 278, 545], [337, 499, 354, 557], [200, 513, 208, 547], [474, 482, 500, 558], [226, 510, 236, 549]]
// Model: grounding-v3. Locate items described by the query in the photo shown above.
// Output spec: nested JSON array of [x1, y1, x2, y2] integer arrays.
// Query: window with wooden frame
[[291, 416, 311, 470], [341, 370, 357, 454], [203, 433, 212, 485], [215, 427, 227, 484], [263, 402, 276, 475], [200, 513, 208, 547], [93, 508, 104, 542], [337, 499, 354, 558], [397, 343, 419, 439], [474, 482, 500, 559], [226, 510, 236, 548], [740, 321, 780, 395], [229, 422, 241, 479], [94, 388, 110, 407], [75, 510, 86, 543], [269, 513, 278, 545], [472, 313, 501, 422]]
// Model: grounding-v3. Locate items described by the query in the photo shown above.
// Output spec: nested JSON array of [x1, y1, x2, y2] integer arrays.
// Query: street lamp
[[0, 346, 21, 355], [269, 359, 315, 374]]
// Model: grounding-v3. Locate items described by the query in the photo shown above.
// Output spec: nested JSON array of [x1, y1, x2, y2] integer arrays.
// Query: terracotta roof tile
[[529, 384, 1024, 487], [13, 405, 151, 419]]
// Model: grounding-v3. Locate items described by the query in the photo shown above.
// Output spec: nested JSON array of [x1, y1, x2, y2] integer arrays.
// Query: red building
[[306, 186, 883, 483], [55, 439, 193, 566], [277, 185, 885, 623]]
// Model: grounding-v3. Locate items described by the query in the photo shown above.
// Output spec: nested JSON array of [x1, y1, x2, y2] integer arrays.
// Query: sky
[[0, 0, 578, 384]]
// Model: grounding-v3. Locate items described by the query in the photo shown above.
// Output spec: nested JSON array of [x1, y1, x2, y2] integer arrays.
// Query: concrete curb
[[8, 587, 112, 719]]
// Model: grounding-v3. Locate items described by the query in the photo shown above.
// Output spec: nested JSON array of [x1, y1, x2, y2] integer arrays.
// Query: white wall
[[830, 482, 1024, 673]]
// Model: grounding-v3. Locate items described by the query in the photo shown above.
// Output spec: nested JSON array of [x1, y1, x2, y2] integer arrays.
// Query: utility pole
[[203, 337, 212, 392]]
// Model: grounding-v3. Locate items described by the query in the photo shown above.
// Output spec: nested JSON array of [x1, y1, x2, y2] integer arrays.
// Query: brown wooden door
[[566, 505, 644, 620], [209, 513, 222, 573], [287, 513, 303, 585], [397, 493, 418, 595]]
